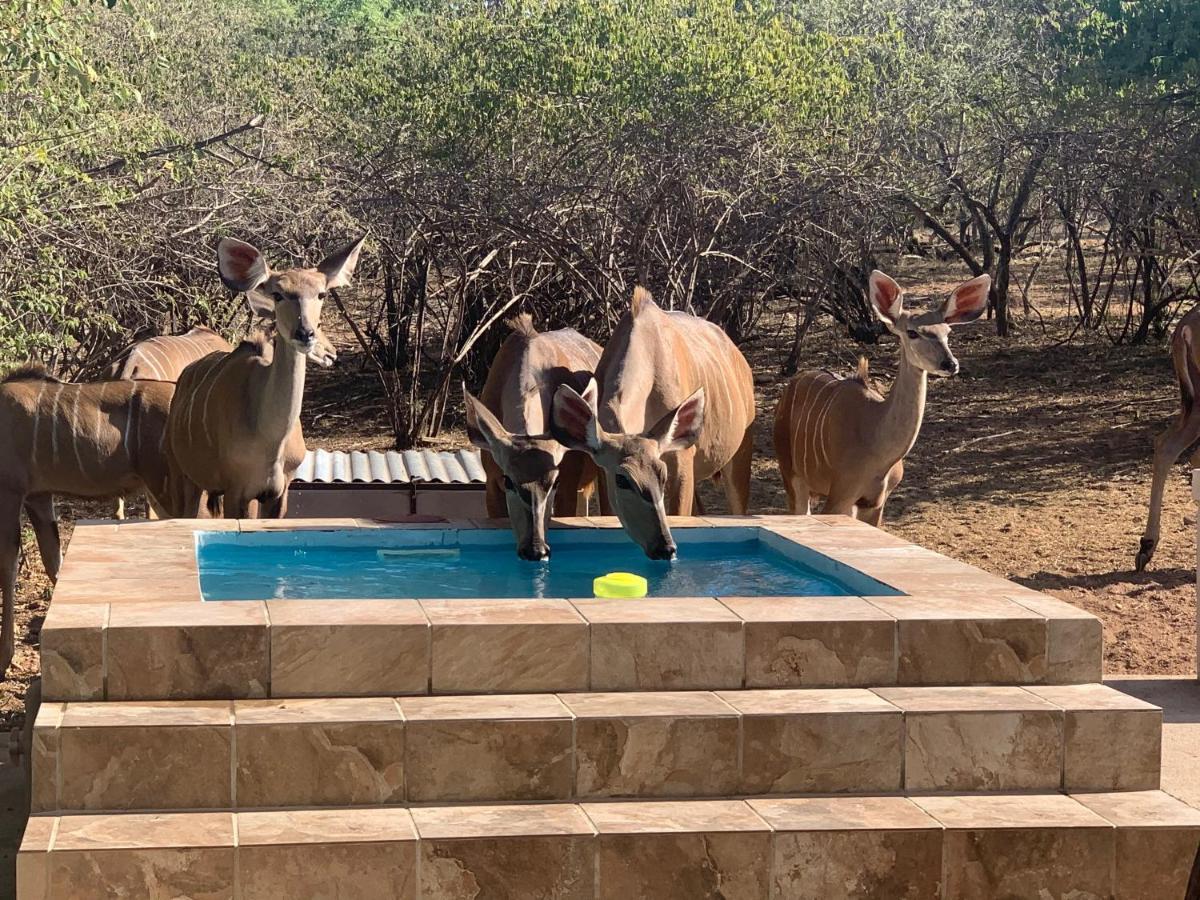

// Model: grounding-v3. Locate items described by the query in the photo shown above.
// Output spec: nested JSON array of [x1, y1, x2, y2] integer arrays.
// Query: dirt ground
[[0, 256, 1195, 895]]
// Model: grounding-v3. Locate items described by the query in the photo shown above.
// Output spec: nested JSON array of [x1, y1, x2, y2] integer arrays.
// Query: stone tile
[[866, 595, 1047, 684], [16, 817, 54, 900], [585, 800, 770, 900], [48, 812, 235, 900], [722, 596, 897, 687], [749, 796, 943, 900], [399, 695, 572, 802], [877, 686, 1063, 791], [237, 809, 417, 900], [1073, 790, 1200, 900], [234, 699, 404, 807], [106, 602, 269, 700], [30, 704, 63, 814], [267, 600, 429, 696], [422, 600, 588, 693], [573, 598, 743, 691], [717, 689, 902, 793], [52, 573, 203, 605], [58, 702, 232, 811], [917, 794, 1115, 900], [563, 692, 739, 798], [412, 804, 595, 900], [1027, 684, 1162, 790], [40, 604, 106, 702], [1007, 592, 1104, 683]]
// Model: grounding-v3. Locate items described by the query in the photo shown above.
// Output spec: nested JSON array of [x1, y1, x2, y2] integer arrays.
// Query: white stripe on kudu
[[48, 383, 64, 465]]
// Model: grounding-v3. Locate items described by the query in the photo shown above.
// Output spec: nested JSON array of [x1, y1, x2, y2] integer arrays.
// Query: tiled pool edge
[[41, 516, 1104, 702]]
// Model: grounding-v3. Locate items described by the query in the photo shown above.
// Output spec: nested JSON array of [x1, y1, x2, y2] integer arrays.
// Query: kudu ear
[[218, 238, 274, 318], [940, 274, 991, 325], [868, 270, 904, 326], [463, 387, 512, 452], [551, 383, 602, 453], [319, 234, 367, 290], [646, 388, 705, 454]]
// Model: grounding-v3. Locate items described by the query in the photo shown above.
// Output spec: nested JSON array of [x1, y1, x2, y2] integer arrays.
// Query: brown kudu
[[774, 270, 989, 524], [1137, 305, 1200, 570], [0, 366, 194, 675], [551, 286, 755, 559], [168, 235, 364, 518], [465, 314, 602, 559]]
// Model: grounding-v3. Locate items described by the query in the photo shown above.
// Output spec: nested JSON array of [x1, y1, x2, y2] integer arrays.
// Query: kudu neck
[[878, 345, 929, 464], [257, 332, 308, 442]]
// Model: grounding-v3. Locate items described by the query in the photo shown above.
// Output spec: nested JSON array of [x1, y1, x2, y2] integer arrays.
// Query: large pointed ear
[[868, 270, 904, 326], [218, 238, 274, 318], [646, 388, 705, 454], [551, 382, 602, 453], [319, 234, 367, 290], [463, 387, 512, 452], [940, 274, 991, 325]]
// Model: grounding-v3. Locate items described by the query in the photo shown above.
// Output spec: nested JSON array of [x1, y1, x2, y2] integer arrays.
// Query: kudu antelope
[[551, 286, 755, 559], [1136, 305, 1200, 570], [774, 271, 989, 523], [168, 235, 364, 518], [0, 366, 193, 674], [464, 314, 602, 559]]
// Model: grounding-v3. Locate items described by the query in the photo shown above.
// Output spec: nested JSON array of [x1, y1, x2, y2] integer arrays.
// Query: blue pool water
[[195, 527, 902, 601]]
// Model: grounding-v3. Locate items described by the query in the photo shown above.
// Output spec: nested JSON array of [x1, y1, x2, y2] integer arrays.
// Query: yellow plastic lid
[[593, 572, 648, 599]]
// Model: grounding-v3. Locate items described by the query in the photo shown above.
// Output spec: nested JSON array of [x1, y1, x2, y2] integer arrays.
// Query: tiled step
[[40, 592, 1103, 702], [32, 684, 1161, 813], [18, 791, 1200, 900]]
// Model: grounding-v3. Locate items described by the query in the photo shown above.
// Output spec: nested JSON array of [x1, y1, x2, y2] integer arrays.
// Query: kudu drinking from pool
[[551, 286, 755, 559], [773, 271, 989, 523], [168, 235, 364, 518], [465, 315, 601, 559], [0, 367, 191, 675]]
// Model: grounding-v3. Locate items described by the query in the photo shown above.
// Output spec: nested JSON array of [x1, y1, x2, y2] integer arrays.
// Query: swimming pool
[[195, 527, 904, 600]]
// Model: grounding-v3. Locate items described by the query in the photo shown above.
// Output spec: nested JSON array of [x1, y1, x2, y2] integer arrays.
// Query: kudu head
[[870, 270, 990, 376], [552, 381, 705, 560], [217, 235, 366, 357], [464, 383, 597, 561]]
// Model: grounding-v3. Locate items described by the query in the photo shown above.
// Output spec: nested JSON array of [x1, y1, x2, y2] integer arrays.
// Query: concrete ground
[[1108, 676, 1200, 811]]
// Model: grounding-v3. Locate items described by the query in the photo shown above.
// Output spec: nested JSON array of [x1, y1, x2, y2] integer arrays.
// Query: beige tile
[[917, 794, 1114, 899], [53, 811, 235, 850], [750, 797, 942, 900], [1074, 791, 1200, 900], [1029, 684, 1162, 790], [30, 705, 63, 814], [867, 595, 1047, 684], [565, 692, 739, 799], [586, 800, 770, 900], [573, 599, 743, 691], [723, 596, 897, 688], [106, 602, 268, 700], [718, 689, 902, 793], [414, 804, 595, 899], [422, 600, 588, 693], [878, 687, 1062, 791], [267, 600, 429, 697], [399, 695, 573, 803], [17, 817, 54, 900], [1007, 592, 1104, 683], [48, 847, 234, 899], [237, 809, 417, 900], [59, 702, 232, 811], [234, 699, 404, 807], [40, 604, 107, 702]]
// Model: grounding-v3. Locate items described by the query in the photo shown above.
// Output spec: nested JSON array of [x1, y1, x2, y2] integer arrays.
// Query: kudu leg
[[0, 494, 23, 677], [720, 427, 754, 515], [1138, 415, 1200, 570], [23, 494, 62, 583]]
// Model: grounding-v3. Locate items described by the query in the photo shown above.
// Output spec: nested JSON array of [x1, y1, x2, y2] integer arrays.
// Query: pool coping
[[40, 515, 1105, 701]]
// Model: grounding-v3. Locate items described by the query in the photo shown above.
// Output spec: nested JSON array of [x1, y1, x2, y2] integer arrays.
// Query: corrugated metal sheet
[[293, 448, 486, 485]]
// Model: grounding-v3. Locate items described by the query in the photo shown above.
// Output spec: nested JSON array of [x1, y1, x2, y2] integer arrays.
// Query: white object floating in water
[[376, 548, 462, 560]]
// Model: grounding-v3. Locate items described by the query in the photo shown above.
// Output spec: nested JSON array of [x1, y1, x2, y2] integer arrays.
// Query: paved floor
[[1108, 676, 1200, 809]]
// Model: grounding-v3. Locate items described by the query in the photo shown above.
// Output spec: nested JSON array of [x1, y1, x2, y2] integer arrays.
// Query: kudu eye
[[906, 329, 920, 339], [503, 476, 515, 491], [615, 473, 634, 491]]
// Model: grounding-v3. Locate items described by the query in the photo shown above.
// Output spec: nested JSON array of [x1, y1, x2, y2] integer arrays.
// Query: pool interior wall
[[196, 527, 904, 601]]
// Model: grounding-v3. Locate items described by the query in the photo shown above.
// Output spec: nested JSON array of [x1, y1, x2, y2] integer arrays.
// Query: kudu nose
[[941, 359, 960, 376], [295, 325, 316, 346], [647, 540, 677, 561], [519, 544, 551, 562]]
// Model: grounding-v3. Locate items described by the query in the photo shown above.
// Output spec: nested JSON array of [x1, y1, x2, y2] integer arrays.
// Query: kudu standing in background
[[465, 314, 602, 560], [0, 367, 193, 674], [551, 286, 755, 559], [109, 326, 232, 381], [774, 271, 989, 524], [168, 235, 364, 518], [1136, 305, 1200, 570]]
